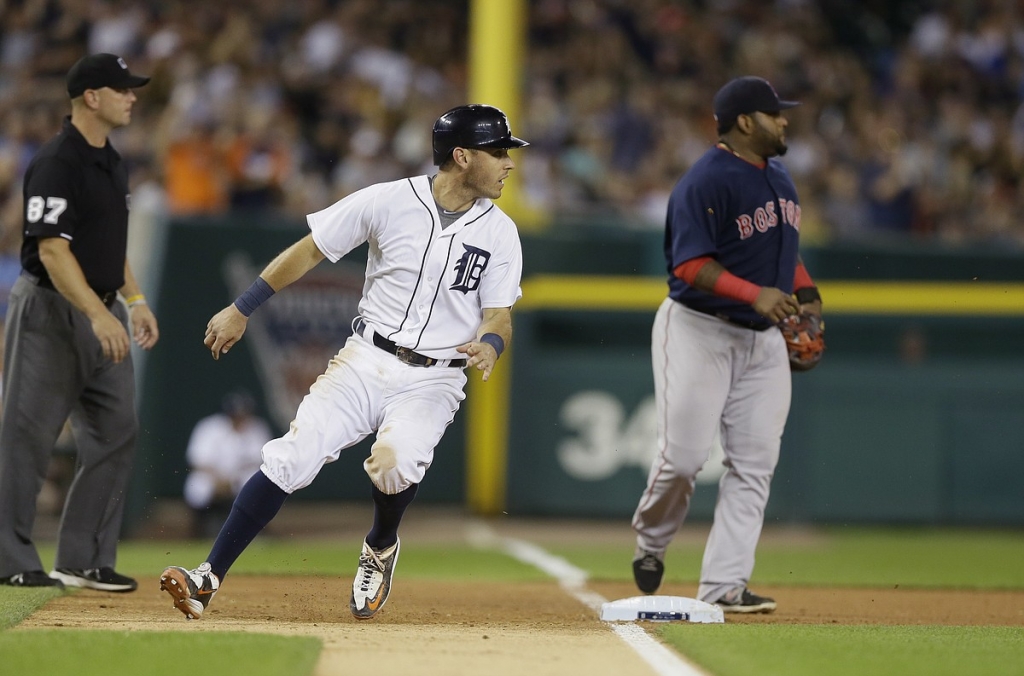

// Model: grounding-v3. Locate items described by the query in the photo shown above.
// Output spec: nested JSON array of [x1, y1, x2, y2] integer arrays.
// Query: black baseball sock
[[366, 483, 419, 550], [206, 471, 289, 580]]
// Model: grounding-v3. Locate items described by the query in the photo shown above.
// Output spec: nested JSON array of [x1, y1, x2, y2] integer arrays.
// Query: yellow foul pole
[[466, 0, 527, 515], [468, 0, 542, 229]]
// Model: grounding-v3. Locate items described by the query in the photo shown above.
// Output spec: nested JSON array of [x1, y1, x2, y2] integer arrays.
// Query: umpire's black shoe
[[632, 551, 665, 594], [713, 588, 777, 614], [0, 570, 65, 588], [50, 567, 138, 592]]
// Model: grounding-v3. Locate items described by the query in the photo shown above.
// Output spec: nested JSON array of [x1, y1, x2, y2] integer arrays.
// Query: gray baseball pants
[[0, 275, 137, 577], [632, 299, 791, 603]]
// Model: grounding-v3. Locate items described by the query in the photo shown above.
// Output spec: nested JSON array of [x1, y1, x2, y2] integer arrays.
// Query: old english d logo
[[450, 244, 490, 294]]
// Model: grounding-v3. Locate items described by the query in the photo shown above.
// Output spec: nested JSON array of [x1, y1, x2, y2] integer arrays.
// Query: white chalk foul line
[[465, 522, 708, 676]]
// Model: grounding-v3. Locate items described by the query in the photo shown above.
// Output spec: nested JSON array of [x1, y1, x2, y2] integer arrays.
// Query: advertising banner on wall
[[219, 251, 365, 431]]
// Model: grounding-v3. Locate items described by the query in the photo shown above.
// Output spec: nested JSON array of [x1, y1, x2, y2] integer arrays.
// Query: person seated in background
[[183, 390, 272, 539]]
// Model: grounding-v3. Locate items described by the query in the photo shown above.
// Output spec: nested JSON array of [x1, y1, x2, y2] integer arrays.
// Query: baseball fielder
[[631, 77, 823, 613], [160, 104, 528, 620]]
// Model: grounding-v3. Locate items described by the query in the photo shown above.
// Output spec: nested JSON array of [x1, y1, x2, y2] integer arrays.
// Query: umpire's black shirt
[[21, 116, 129, 294]]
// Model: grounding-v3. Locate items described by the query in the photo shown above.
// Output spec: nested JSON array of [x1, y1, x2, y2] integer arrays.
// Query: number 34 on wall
[[556, 391, 726, 485]]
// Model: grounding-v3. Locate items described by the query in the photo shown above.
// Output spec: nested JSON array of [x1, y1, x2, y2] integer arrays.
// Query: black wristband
[[795, 286, 822, 305]]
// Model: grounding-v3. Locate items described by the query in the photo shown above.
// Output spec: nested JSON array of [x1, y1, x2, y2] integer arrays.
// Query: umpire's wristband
[[795, 286, 822, 305], [234, 277, 275, 317]]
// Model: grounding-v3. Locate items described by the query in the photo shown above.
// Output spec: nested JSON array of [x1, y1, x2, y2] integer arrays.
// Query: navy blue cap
[[713, 76, 799, 125], [67, 53, 150, 98]]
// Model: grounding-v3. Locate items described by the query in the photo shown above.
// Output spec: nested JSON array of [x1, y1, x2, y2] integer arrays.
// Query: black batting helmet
[[432, 104, 529, 166]]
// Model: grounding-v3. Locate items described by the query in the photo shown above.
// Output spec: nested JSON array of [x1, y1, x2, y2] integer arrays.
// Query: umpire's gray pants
[[0, 275, 137, 577]]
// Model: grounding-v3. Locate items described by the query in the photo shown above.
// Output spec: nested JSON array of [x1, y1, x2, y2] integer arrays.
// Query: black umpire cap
[[67, 53, 150, 98], [713, 76, 799, 128]]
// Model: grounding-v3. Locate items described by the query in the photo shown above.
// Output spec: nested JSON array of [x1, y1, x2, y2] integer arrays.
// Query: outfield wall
[[500, 281, 1024, 524], [126, 218, 1024, 528]]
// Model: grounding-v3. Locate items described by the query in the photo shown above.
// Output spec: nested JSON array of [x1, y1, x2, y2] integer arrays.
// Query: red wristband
[[712, 270, 761, 305], [675, 256, 761, 305]]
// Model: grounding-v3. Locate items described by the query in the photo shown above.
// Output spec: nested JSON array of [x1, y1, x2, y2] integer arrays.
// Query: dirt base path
[[17, 577, 670, 676]]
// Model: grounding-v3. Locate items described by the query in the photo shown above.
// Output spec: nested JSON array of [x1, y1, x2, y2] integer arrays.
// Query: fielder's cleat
[[160, 562, 219, 620], [0, 570, 65, 588], [350, 539, 399, 620], [632, 549, 664, 594], [713, 588, 777, 614], [50, 567, 137, 592]]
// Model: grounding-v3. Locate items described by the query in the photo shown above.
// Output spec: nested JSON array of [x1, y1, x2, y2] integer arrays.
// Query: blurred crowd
[[1, 0, 1024, 250]]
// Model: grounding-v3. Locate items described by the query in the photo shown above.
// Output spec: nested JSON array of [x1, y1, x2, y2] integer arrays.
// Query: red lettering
[[736, 214, 754, 239], [754, 207, 769, 233]]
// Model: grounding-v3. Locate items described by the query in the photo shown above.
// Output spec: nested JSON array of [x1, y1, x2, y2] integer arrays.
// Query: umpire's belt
[[20, 271, 118, 307], [353, 317, 466, 368]]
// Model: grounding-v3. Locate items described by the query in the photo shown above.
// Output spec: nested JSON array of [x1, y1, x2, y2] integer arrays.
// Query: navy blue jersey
[[665, 145, 801, 329]]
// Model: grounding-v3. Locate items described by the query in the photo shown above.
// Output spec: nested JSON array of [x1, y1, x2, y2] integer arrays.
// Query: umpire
[[0, 53, 159, 591]]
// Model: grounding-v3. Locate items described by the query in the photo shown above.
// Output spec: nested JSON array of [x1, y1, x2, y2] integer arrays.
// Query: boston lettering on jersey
[[734, 198, 801, 240], [665, 147, 801, 330]]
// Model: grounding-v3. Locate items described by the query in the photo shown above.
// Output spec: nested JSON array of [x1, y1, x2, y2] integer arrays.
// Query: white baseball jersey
[[183, 413, 273, 508], [260, 175, 523, 496], [307, 175, 523, 359]]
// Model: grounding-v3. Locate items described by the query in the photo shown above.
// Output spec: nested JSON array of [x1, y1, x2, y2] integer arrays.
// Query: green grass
[[554, 527, 1024, 589], [754, 528, 1024, 588], [37, 540, 549, 581], [0, 630, 320, 676], [0, 586, 64, 630], [659, 625, 1024, 676]]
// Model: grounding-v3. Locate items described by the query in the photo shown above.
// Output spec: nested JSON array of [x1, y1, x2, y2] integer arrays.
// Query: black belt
[[354, 318, 466, 368], [21, 271, 118, 307]]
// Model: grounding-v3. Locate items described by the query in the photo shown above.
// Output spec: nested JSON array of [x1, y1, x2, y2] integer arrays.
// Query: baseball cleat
[[713, 588, 776, 614], [350, 539, 399, 620], [160, 562, 219, 620], [632, 550, 665, 594], [50, 567, 137, 592], [0, 570, 65, 588]]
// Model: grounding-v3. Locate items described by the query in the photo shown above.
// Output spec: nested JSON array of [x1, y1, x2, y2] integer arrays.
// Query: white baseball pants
[[260, 333, 467, 495]]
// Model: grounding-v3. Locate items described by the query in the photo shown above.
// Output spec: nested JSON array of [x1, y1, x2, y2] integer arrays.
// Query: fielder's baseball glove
[[780, 311, 825, 372]]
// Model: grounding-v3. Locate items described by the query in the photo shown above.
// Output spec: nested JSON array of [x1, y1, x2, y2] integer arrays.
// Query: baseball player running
[[631, 77, 823, 613], [160, 104, 528, 620]]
